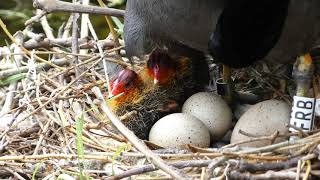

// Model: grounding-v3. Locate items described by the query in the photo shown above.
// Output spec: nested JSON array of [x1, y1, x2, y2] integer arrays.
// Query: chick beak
[[153, 65, 160, 85], [154, 78, 159, 85], [109, 80, 123, 97]]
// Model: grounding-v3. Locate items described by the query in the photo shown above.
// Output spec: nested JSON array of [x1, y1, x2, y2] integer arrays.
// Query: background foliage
[[0, 0, 126, 46]]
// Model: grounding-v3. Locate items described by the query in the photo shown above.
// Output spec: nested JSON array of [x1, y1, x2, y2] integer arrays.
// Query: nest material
[[0, 1, 320, 179]]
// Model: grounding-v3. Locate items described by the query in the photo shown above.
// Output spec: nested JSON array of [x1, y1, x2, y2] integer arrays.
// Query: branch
[[33, 0, 125, 17]]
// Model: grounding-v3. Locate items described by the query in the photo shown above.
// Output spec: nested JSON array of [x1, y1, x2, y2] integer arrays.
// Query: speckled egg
[[148, 113, 210, 148], [231, 100, 290, 147], [182, 92, 232, 140]]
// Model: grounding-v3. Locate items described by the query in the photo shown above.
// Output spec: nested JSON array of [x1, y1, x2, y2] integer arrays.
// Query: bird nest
[[0, 1, 319, 179]]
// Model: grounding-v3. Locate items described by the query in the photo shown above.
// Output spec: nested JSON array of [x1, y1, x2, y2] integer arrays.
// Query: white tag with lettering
[[290, 96, 315, 132], [315, 99, 320, 117]]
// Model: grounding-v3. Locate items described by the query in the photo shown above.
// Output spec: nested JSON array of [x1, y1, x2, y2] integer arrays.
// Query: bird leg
[[222, 65, 231, 83], [293, 54, 314, 97], [216, 64, 233, 104]]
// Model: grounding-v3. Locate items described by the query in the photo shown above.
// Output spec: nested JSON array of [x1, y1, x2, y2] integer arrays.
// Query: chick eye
[[124, 83, 130, 88], [124, 81, 133, 88]]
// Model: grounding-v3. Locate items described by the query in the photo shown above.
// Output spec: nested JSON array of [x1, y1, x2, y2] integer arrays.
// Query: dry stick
[[204, 157, 227, 180], [79, 0, 90, 56], [96, 0, 121, 53], [296, 160, 302, 180], [25, 10, 47, 26], [287, 124, 309, 137], [91, 87, 190, 180], [303, 160, 312, 180], [221, 152, 287, 161], [3, 167, 26, 180], [37, 9, 78, 67], [0, 52, 20, 116], [237, 156, 303, 173], [1, 48, 121, 114], [70, 12, 88, 141], [32, 74, 60, 155], [239, 134, 320, 155], [61, 13, 73, 38], [33, 0, 124, 17], [55, 19, 73, 152], [23, 37, 93, 49], [223, 131, 280, 148], [205, 135, 320, 179], [67, 126, 118, 152], [293, 139, 320, 157], [0, 152, 311, 163], [107, 160, 214, 180], [37, 9, 55, 40], [0, 58, 103, 139], [72, 12, 81, 78], [200, 167, 206, 180], [229, 170, 305, 180], [0, 52, 121, 121], [0, 33, 23, 134], [41, 74, 61, 88], [0, 58, 69, 79], [0, 17, 63, 70], [0, 154, 112, 162], [86, 16, 112, 95], [23, 37, 115, 50], [91, 151, 285, 161], [0, 46, 126, 80]]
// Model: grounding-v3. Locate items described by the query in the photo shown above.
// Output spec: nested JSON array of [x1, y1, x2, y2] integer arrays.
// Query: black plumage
[[124, 0, 320, 68], [209, 0, 290, 68]]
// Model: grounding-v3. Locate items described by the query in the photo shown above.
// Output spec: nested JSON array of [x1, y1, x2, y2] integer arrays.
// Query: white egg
[[149, 113, 210, 148], [231, 100, 290, 147], [182, 92, 232, 140]]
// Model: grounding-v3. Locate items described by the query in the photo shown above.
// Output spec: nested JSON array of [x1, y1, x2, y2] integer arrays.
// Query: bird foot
[[158, 100, 179, 113]]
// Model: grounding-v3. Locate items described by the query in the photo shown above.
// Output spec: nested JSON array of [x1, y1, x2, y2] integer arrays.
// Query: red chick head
[[147, 48, 176, 85], [110, 68, 139, 97]]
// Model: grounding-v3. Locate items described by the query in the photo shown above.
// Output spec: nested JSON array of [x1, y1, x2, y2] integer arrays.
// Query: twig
[[3, 167, 26, 180], [71, 12, 81, 78], [33, 0, 124, 17], [0, 57, 103, 139], [96, 0, 121, 54], [296, 160, 301, 180], [107, 159, 214, 180], [0, 31, 23, 117], [223, 130, 280, 148], [0, 17, 64, 70], [303, 160, 311, 180], [0, 58, 69, 80], [204, 157, 228, 180], [0, 154, 112, 162], [287, 123, 309, 137], [228, 170, 305, 180], [237, 156, 301, 172]]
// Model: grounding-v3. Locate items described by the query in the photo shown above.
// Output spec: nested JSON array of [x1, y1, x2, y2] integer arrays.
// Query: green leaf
[[76, 113, 85, 180], [0, 73, 26, 87], [111, 144, 130, 175], [107, 0, 126, 7], [111, 17, 124, 38], [32, 162, 43, 180]]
